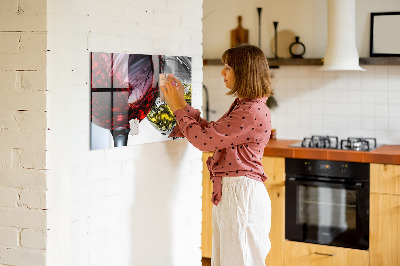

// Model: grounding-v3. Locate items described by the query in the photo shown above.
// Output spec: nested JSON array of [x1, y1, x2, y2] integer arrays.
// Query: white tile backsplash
[[204, 65, 400, 144]]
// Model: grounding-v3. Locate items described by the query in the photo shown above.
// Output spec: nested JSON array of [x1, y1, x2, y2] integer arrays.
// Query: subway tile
[[336, 103, 349, 116], [374, 130, 389, 144], [274, 67, 287, 77], [388, 65, 400, 76], [374, 65, 388, 77], [375, 104, 389, 117], [389, 104, 400, 117], [388, 91, 400, 104], [388, 117, 400, 131], [310, 66, 324, 77], [362, 65, 375, 74], [310, 77, 324, 89], [374, 77, 388, 91], [361, 74, 374, 90], [336, 90, 349, 103], [322, 70, 335, 78], [298, 67, 311, 78], [362, 116, 375, 130], [388, 131, 400, 143], [297, 89, 313, 103], [323, 115, 336, 129], [311, 127, 324, 136], [361, 129, 375, 138], [361, 90, 375, 104], [323, 103, 336, 116], [348, 90, 362, 103], [336, 115, 348, 129], [284, 66, 298, 77], [311, 114, 323, 128], [298, 77, 311, 89], [311, 87, 323, 101], [286, 77, 299, 89], [335, 75, 349, 90], [361, 104, 375, 116], [311, 102, 324, 113], [348, 103, 362, 116], [348, 73, 362, 90], [348, 116, 362, 129], [374, 117, 389, 130], [374, 90, 388, 104], [323, 87, 336, 103], [349, 128, 362, 137]]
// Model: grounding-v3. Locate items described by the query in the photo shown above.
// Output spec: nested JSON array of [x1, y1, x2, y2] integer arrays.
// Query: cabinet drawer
[[284, 241, 369, 266], [370, 163, 400, 195]]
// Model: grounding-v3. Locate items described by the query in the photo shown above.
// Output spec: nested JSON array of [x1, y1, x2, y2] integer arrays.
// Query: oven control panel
[[286, 158, 369, 180]]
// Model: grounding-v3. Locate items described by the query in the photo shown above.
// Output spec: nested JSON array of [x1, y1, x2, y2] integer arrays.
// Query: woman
[[162, 44, 273, 266]]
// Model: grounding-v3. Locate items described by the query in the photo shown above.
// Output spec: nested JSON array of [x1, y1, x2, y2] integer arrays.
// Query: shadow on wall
[[129, 139, 190, 265]]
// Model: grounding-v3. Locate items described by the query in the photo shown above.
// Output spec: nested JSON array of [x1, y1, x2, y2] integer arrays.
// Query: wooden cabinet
[[370, 163, 400, 266], [264, 184, 284, 266], [370, 163, 400, 195], [261, 156, 285, 185], [262, 156, 285, 266], [201, 154, 286, 265], [370, 193, 400, 266], [201, 152, 213, 258], [284, 241, 369, 266]]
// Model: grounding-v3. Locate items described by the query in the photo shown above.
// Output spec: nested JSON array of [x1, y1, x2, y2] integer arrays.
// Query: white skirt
[[212, 176, 271, 266]]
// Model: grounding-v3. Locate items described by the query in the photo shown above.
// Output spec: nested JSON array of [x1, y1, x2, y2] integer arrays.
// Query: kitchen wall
[[0, 0, 48, 265], [46, 0, 203, 265], [1, 0, 203, 265], [203, 0, 400, 144]]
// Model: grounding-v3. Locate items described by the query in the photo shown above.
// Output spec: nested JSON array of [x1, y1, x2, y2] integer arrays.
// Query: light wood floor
[[202, 257, 211, 266]]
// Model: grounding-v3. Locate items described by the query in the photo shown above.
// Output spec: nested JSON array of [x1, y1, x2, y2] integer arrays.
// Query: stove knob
[[305, 162, 312, 171], [340, 164, 347, 174]]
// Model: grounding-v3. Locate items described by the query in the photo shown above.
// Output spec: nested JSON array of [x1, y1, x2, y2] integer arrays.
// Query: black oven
[[285, 158, 369, 250]]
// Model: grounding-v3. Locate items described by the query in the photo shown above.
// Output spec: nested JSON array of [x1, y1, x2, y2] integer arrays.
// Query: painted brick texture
[[46, 0, 203, 266], [0, 0, 48, 265]]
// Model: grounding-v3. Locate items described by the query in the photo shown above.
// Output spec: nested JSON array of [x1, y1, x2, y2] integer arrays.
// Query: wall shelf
[[359, 57, 400, 65], [203, 57, 400, 67]]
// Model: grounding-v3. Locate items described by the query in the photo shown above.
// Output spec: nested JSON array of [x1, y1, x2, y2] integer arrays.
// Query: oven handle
[[286, 177, 364, 189]]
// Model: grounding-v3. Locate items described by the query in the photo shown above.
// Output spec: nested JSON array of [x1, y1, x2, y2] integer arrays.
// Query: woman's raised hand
[[160, 74, 187, 113]]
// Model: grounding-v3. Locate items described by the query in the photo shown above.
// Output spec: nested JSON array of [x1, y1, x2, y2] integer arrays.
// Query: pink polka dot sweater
[[169, 97, 271, 206]]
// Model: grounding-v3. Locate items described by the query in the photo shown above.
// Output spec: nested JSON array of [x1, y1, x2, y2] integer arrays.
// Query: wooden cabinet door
[[262, 156, 285, 186], [370, 163, 400, 195], [201, 152, 213, 258], [264, 184, 284, 266], [284, 241, 369, 266], [201, 154, 286, 263], [370, 193, 400, 266]]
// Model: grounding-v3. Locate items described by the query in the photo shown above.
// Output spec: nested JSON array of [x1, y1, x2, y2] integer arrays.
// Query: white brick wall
[[0, 0, 48, 265], [47, 1, 203, 266]]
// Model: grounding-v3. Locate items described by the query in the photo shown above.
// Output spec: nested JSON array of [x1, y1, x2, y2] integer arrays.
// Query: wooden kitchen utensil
[[231, 16, 249, 48]]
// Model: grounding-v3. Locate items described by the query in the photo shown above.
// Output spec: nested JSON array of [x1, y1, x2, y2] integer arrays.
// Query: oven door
[[285, 177, 369, 250]]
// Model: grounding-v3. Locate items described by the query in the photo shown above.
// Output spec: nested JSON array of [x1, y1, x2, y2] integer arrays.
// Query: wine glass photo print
[[90, 52, 192, 150]]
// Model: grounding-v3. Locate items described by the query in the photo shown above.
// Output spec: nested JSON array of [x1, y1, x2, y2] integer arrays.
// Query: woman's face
[[220, 64, 235, 89]]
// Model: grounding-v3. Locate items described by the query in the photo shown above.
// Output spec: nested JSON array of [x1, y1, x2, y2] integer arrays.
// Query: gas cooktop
[[289, 135, 382, 151]]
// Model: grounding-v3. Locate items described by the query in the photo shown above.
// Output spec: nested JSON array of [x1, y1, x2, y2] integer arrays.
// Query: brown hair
[[221, 44, 273, 99]]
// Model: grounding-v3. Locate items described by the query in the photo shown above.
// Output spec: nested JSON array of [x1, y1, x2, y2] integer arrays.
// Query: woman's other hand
[[161, 74, 187, 113]]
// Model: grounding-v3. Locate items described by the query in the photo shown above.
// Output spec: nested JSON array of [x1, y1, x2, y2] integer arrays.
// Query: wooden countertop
[[264, 139, 400, 165]]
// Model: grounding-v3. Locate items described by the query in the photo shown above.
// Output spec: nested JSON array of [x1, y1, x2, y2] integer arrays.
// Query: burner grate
[[340, 137, 377, 151], [301, 135, 339, 149]]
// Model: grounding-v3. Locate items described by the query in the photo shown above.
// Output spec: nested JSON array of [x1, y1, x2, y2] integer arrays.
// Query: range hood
[[320, 0, 365, 71]]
